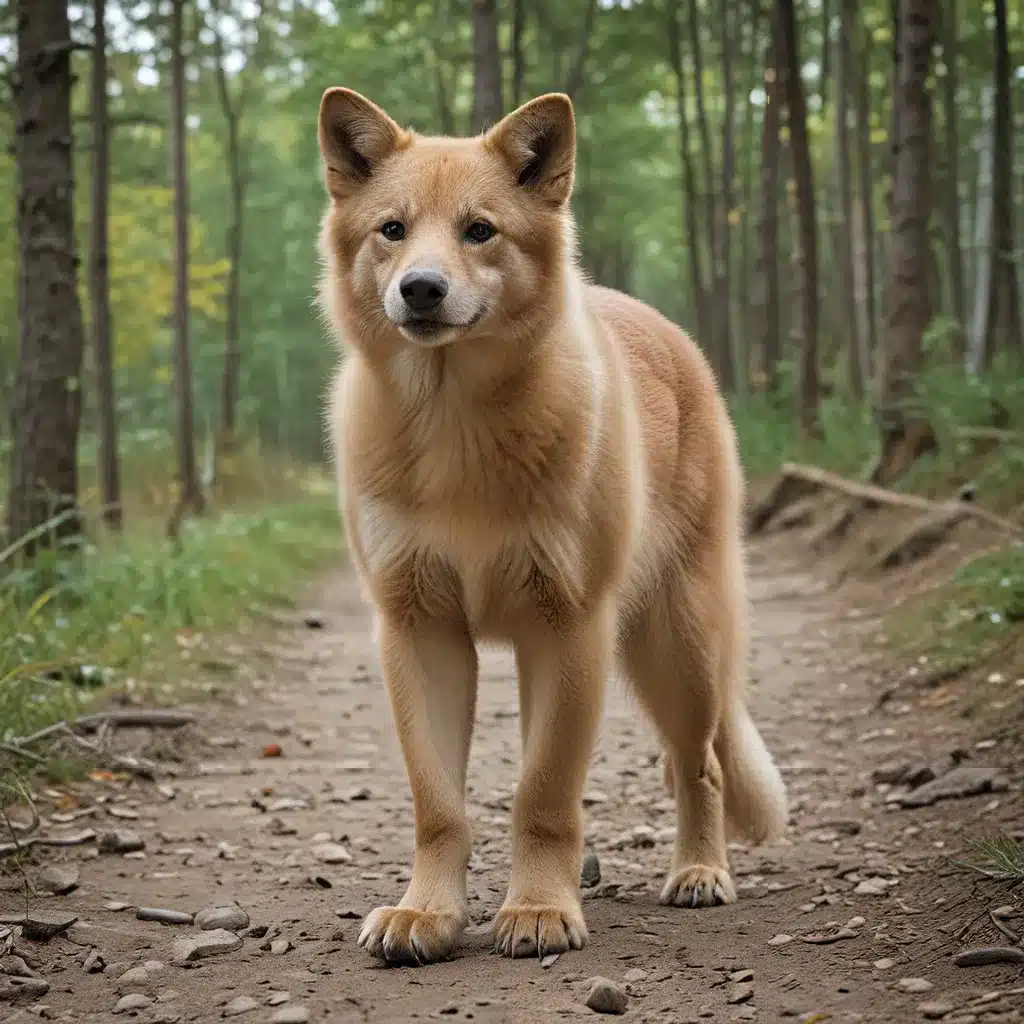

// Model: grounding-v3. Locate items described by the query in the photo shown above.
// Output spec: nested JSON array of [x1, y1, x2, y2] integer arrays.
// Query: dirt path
[[4, 539, 1023, 1024]]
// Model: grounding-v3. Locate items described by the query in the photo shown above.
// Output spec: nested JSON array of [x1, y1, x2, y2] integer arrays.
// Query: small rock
[[897, 763, 1005, 808], [580, 848, 602, 889], [335, 909, 361, 920], [801, 926, 858, 944], [919, 1002, 954, 1020], [99, 831, 146, 855], [113, 993, 155, 1014], [272, 1007, 309, 1024], [21, 912, 79, 942], [953, 946, 1024, 967], [330, 929, 345, 942], [727, 984, 754, 1005], [195, 906, 249, 932], [0, 976, 50, 1001], [584, 977, 628, 1015], [223, 995, 259, 1017], [729, 970, 753, 984], [105, 902, 132, 912], [311, 843, 351, 865], [38, 865, 79, 896], [137, 908, 194, 926], [171, 929, 242, 964], [270, 939, 291, 956], [244, 924, 268, 939], [541, 953, 560, 969], [768, 934, 793, 946], [116, 966, 155, 990], [898, 978, 934, 994], [83, 949, 105, 974], [855, 876, 897, 896], [873, 959, 895, 971], [267, 992, 291, 1006]]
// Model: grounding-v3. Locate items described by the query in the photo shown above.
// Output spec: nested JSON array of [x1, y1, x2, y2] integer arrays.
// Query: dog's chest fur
[[345, 352, 598, 636]]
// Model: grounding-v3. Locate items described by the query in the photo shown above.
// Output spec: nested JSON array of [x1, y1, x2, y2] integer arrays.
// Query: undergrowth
[[732, 347, 1024, 513], [952, 835, 1024, 885], [886, 543, 1023, 669], [0, 470, 341, 761]]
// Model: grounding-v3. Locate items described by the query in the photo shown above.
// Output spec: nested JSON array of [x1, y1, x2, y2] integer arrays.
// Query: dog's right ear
[[318, 88, 403, 198]]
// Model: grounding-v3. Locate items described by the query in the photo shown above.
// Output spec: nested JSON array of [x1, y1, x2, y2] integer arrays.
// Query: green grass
[[885, 543, 1024, 672], [0, 489, 342, 751], [952, 835, 1024, 884]]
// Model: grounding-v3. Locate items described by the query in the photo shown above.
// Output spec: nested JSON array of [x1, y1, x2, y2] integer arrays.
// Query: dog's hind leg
[[622, 552, 738, 909], [357, 612, 478, 964]]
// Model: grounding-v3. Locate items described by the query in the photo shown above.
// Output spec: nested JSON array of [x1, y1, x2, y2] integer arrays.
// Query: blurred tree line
[[0, 0, 1021, 553]]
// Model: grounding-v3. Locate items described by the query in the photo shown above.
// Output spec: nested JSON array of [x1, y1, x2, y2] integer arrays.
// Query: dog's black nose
[[399, 269, 449, 313]]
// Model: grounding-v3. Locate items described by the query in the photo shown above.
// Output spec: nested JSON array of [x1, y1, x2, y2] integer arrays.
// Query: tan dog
[[317, 88, 788, 965]]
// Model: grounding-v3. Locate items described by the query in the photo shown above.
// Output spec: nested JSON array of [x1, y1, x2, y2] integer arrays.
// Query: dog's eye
[[380, 221, 406, 242], [464, 221, 495, 244]]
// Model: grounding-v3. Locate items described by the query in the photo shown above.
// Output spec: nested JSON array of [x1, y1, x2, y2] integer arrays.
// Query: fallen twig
[[954, 426, 1024, 445], [0, 743, 44, 764], [0, 829, 97, 859], [749, 461, 1024, 538], [989, 910, 1021, 945], [13, 709, 196, 748]]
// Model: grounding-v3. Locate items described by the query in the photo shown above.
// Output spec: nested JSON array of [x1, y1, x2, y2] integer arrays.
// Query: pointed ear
[[318, 88, 404, 198], [485, 94, 576, 206]]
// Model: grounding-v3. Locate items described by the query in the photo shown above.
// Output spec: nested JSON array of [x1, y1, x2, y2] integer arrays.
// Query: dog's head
[[317, 89, 576, 353]]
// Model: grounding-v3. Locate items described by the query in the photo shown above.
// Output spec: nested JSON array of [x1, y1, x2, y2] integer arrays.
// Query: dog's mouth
[[396, 309, 485, 342], [402, 318, 453, 336]]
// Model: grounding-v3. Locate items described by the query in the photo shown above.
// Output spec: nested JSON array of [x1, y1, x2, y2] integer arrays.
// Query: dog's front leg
[[493, 604, 611, 958], [358, 613, 478, 965]]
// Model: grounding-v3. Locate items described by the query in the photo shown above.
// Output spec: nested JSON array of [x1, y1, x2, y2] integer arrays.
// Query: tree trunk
[[968, 85, 995, 372], [716, 0, 737, 392], [687, 1, 722, 381], [985, 0, 1023, 360], [471, 0, 502, 132], [219, 112, 243, 452], [210, 1, 245, 453], [169, 0, 203, 527], [563, 0, 599, 102], [819, 0, 832, 107], [940, 0, 965, 350], [511, 0, 525, 108], [7, 0, 87, 555], [753, 15, 782, 393], [90, 0, 121, 531], [667, 3, 710, 348], [737, 0, 764, 374], [878, 0, 936, 483], [837, 0, 866, 397], [851, 3, 878, 369], [776, 0, 820, 436]]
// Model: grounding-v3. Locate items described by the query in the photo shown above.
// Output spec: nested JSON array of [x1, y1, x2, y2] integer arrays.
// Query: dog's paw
[[660, 864, 737, 908], [492, 901, 587, 959], [357, 906, 464, 965]]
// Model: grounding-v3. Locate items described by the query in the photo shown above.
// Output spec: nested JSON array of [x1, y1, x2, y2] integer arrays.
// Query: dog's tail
[[715, 699, 788, 844]]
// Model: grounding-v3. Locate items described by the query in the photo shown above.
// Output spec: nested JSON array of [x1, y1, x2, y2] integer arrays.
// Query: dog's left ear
[[318, 87, 404, 198], [485, 94, 576, 207]]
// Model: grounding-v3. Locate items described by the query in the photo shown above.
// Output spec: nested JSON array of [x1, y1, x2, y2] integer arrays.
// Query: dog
[[317, 88, 788, 965]]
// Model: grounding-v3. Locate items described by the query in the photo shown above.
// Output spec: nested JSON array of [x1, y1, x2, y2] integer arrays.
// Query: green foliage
[[0, 494, 341, 746], [952, 835, 1024, 883], [886, 543, 1023, 671]]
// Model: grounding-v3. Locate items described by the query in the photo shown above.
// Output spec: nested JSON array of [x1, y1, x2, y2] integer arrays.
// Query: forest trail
[[4, 538, 1023, 1024]]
